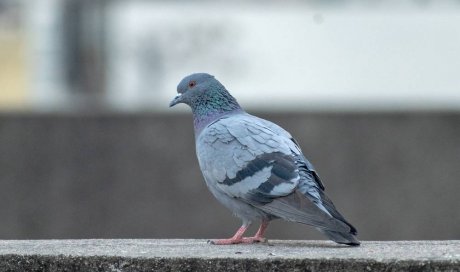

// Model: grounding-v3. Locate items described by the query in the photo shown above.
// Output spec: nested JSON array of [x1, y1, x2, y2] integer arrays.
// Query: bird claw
[[208, 237, 267, 245], [208, 238, 242, 245]]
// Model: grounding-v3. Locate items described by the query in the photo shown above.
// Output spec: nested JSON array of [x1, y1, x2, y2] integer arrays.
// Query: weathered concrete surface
[[0, 240, 458, 271]]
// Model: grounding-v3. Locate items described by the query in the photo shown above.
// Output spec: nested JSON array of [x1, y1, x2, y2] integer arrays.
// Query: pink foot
[[208, 221, 270, 245], [208, 236, 267, 245], [208, 238, 243, 245]]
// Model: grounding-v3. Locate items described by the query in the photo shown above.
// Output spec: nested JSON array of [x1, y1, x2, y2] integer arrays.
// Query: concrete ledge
[[0, 240, 459, 271]]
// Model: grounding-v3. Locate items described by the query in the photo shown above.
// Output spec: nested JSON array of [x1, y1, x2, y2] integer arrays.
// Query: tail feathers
[[253, 189, 361, 246], [257, 191, 352, 234], [318, 190, 358, 235], [317, 192, 360, 245], [318, 228, 361, 246]]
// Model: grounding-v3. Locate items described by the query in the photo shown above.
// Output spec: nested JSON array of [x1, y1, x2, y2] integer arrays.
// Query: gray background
[[1, 111, 458, 241], [2, 0, 460, 243]]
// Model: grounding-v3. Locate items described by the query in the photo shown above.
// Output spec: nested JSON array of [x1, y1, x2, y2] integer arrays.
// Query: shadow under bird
[[169, 73, 360, 246]]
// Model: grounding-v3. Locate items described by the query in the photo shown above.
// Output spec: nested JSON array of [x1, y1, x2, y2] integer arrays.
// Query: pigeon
[[169, 73, 360, 246]]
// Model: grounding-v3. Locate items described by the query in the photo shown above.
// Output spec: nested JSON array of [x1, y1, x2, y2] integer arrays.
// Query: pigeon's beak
[[169, 93, 183, 107]]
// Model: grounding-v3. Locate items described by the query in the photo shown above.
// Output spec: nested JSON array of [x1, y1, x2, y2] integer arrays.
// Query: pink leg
[[209, 225, 249, 245], [241, 221, 269, 243]]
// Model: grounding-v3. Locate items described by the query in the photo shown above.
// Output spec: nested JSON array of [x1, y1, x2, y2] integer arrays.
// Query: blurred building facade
[[2, 0, 460, 111]]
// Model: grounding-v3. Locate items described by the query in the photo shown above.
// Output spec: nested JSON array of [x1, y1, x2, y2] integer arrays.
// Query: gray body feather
[[196, 112, 359, 245]]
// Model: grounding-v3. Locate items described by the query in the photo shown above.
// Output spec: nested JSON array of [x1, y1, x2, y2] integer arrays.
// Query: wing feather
[[197, 113, 357, 235]]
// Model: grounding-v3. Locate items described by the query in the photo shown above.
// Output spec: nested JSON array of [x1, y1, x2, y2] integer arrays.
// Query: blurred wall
[[0, 111, 458, 241]]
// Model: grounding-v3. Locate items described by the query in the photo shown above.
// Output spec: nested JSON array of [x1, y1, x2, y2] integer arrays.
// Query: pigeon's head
[[169, 73, 220, 108], [170, 73, 240, 113]]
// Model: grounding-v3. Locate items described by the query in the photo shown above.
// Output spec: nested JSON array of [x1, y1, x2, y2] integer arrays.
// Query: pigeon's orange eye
[[188, 81, 196, 88]]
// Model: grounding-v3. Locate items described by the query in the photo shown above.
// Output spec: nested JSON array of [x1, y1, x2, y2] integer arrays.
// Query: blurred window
[[4, 0, 460, 111], [0, 0, 26, 109]]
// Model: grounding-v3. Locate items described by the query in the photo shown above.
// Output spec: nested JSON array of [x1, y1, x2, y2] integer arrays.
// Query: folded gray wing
[[212, 115, 300, 203], [202, 114, 322, 205], [199, 114, 354, 233]]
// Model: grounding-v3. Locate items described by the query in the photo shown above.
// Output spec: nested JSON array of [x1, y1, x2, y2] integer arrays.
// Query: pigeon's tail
[[316, 191, 360, 246], [256, 190, 361, 246], [318, 228, 360, 246]]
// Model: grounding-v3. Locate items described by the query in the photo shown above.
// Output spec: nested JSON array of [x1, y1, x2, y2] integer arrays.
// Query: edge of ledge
[[0, 240, 458, 272]]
